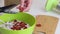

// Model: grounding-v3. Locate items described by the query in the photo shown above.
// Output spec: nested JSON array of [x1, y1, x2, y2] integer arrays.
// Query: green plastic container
[[46, 0, 58, 11], [0, 12, 36, 34]]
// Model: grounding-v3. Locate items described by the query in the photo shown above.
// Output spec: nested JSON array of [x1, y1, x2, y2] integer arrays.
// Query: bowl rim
[[0, 12, 36, 31]]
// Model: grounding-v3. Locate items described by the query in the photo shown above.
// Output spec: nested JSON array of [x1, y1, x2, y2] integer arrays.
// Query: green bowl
[[0, 12, 36, 34]]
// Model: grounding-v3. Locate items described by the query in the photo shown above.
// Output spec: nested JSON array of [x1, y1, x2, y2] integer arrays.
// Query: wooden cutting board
[[33, 15, 59, 34]]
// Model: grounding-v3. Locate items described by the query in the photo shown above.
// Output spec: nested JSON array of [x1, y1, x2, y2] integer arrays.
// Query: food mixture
[[0, 20, 30, 30]]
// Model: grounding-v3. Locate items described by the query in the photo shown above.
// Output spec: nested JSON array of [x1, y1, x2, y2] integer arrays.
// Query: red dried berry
[[21, 22, 27, 25], [15, 26, 21, 30], [19, 7, 25, 11], [14, 20, 17, 22], [20, 23, 25, 27], [15, 22, 20, 26], [36, 24, 41, 27], [13, 22, 17, 24], [20, 25, 25, 28], [12, 25, 21, 30], [24, 3, 28, 7], [11, 27, 13, 29], [11, 27, 16, 30], [24, 26, 27, 29], [24, 0, 28, 3]]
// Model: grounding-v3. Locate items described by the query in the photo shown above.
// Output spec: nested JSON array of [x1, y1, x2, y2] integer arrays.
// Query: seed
[[24, 26, 27, 29], [14, 20, 17, 22], [36, 24, 41, 27]]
